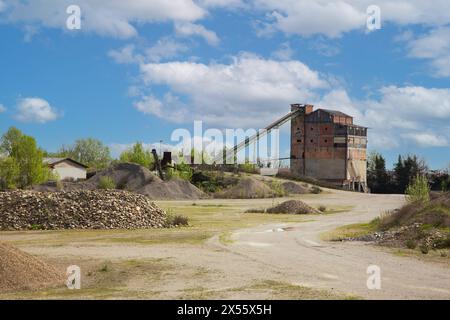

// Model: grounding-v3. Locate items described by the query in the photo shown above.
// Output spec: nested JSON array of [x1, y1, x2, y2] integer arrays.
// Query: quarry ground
[[1, 188, 449, 300]]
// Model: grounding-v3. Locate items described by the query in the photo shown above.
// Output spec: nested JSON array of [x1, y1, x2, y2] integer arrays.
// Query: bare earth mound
[[266, 200, 320, 214], [0, 190, 167, 230], [281, 181, 309, 194], [0, 242, 64, 292], [91, 163, 206, 200], [215, 177, 277, 199]]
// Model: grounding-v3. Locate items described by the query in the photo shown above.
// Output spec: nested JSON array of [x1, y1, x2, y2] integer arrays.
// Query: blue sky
[[0, 0, 449, 169]]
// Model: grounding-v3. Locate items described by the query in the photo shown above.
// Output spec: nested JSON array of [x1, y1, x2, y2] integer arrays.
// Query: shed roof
[[43, 157, 88, 168]]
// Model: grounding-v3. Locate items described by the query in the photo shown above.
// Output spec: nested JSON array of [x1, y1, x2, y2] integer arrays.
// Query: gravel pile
[[0, 242, 64, 292], [215, 177, 278, 199], [0, 190, 167, 230], [90, 162, 206, 200], [266, 200, 320, 214], [281, 181, 310, 194]]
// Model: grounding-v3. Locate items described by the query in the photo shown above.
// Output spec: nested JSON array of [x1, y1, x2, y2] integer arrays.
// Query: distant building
[[43, 158, 88, 181], [290, 104, 368, 191]]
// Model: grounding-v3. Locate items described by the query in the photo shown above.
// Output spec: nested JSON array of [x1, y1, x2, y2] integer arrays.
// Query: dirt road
[[2, 190, 449, 299]]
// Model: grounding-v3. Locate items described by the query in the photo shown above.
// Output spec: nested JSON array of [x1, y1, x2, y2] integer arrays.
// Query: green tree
[[11, 135, 52, 187], [394, 154, 427, 193], [406, 174, 430, 203], [62, 138, 111, 169], [0, 126, 22, 155], [0, 157, 19, 189], [367, 151, 390, 193], [119, 142, 154, 168]]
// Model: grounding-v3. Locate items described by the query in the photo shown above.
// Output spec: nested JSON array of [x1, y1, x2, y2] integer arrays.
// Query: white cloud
[[407, 27, 450, 77], [15, 97, 59, 123], [108, 44, 142, 64], [317, 86, 450, 149], [0, 1, 6, 12], [175, 22, 220, 45], [146, 38, 189, 62], [252, 0, 450, 38], [0, 104, 6, 113], [197, 0, 246, 9], [136, 54, 327, 127], [4, 0, 206, 38], [401, 132, 449, 147], [271, 42, 294, 60]]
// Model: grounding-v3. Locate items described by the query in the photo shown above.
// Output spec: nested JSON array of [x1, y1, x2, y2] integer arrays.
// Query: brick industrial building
[[290, 104, 368, 191]]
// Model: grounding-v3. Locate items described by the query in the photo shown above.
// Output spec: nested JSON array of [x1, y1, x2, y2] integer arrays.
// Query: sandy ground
[[1, 189, 449, 299]]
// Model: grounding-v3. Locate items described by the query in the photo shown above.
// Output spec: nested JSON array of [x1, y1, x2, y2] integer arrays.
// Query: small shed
[[43, 158, 88, 181]]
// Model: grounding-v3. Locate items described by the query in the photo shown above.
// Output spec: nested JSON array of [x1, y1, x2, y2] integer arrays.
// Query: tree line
[[367, 151, 449, 194], [0, 127, 156, 189]]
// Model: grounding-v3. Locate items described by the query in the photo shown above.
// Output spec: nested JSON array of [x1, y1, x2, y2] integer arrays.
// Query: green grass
[[1, 199, 317, 247], [320, 221, 379, 241]]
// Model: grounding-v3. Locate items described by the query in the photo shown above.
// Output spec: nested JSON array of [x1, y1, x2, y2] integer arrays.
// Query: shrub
[[166, 162, 193, 181], [165, 213, 189, 227], [318, 205, 327, 212], [406, 174, 430, 204], [419, 243, 429, 254], [269, 180, 285, 197], [406, 239, 417, 249], [311, 186, 322, 194], [98, 176, 116, 189]]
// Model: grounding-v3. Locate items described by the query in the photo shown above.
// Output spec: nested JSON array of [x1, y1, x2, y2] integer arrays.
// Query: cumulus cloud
[[135, 54, 327, 127], [407, 27, 450, 77], [0, 103, 6, 113], [146, 38, 189, 62], [252, 0, 450, 38], [401, 132, 449, 147], [317, 86, 450, 149], [174, 22, 220, 45], [15, 97, 59, 123], [108, 44, 142, 64], [3, 0, 206, 38]]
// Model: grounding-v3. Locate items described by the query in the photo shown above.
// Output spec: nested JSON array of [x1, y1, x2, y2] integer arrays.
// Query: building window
[[297, 139, 301, 143], [310, 127, 313, 131], [324, 139, 328, 143], [310, 139, 313, 143]]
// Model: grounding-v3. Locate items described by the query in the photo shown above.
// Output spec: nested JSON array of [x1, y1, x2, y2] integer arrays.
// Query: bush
[[406, 239, 417, 249], [166, 162, 193, 181], [269, 180, 285, 197], [318, 205, 327, 212], [165, 213, 189, 227], [406, 174, 430, 204], [311, 186, 322, 194], [98, 176, 116, 189], [419, 243, 429, 254]]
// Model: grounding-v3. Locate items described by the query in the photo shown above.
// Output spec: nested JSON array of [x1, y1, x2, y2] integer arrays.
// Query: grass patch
[[320, 221, 379, 241]]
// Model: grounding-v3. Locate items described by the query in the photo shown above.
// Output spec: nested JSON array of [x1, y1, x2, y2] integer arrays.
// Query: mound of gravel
[[0, 242, 64, 292], [0, 190, 167, 230], [89, 162, 158, 191], [281, 181, 309, 194], [91, 163, 206, 200], [215, 177, 277, 199], [266, 200, 320, 214]]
